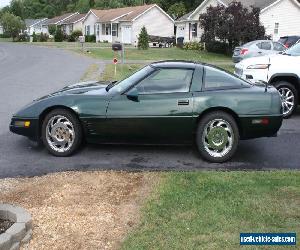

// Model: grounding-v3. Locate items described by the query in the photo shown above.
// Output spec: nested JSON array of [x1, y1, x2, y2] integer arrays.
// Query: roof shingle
[[90, 4, 156, 22]]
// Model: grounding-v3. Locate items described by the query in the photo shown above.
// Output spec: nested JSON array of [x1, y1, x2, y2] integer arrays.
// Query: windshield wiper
[[282, 52, 292, 56], [105, 81, 118, 92]]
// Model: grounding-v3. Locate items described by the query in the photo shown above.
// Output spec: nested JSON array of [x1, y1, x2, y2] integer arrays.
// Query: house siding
[[83, 12, 98, 36], [176, 0, 221, 42], [260, 0, 300, 40], [132, 6, 174, 45]]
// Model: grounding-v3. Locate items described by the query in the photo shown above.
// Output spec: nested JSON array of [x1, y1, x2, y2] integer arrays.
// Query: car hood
[[35, 80, 111, 101], [236, 53, 300, 69]]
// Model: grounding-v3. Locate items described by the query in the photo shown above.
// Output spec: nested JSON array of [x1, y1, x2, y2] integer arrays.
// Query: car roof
[[150, 60, 224, 70]]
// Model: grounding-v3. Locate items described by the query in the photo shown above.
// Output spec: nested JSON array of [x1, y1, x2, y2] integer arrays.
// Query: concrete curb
[[0, 204, 32, 250]]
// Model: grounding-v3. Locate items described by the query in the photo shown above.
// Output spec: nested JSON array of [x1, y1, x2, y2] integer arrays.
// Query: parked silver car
[[232, 40, 286, 63]]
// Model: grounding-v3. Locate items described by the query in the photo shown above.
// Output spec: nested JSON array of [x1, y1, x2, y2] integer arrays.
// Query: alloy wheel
[[202, 119, 234, 158], [45, 115, 75, 153], [278, 87, 295, 116]]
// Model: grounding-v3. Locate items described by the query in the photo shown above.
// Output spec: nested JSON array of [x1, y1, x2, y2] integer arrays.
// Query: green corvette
[[10, 61, 283, 163]]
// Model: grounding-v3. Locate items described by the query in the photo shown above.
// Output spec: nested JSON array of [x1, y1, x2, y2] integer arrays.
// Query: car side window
[[136, 68, 194, 94], [273, 42, 285, 51], [261, 42, 272, 50], [256, 42, 262, 49], [204, 67, 247, 90]]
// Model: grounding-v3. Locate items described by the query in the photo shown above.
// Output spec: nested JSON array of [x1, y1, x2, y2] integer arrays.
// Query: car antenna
[[265, 57, 271, 92]]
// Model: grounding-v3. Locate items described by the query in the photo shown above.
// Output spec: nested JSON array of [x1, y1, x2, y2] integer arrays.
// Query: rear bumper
[[9, 117, 39, 140], [239, 115, 283, 140]]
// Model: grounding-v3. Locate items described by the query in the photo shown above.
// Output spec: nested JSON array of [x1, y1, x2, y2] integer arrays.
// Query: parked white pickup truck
[[235, 42, 300, 118]]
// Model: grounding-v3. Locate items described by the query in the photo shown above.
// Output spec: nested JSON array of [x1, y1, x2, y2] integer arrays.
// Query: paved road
[[0, 43, 299, 178]]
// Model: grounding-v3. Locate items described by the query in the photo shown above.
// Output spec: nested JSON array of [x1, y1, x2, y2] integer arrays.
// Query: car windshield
[[284, 42, 300, 56], [106, 66, 154, 93]]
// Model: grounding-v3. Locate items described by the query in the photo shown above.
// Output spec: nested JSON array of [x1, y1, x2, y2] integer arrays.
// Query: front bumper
[[239, 115, 283, 140], [9, 117, 39, 140]]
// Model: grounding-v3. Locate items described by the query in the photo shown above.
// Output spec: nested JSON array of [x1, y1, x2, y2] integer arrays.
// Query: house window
[[69, 25, 73, 33], [97, 24, 100, 36], [85, 25, 90, 35], [101, 24, 111, 35], [105, 24, 111, 35], [112, 24, 118, 37], [191, 23, 197, 38], [274, 23, 279, 35]]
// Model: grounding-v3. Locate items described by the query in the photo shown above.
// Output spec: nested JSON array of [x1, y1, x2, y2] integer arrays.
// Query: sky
[[0, 0, 11, 8]]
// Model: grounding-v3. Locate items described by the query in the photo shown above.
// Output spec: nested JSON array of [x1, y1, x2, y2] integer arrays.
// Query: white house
[[60, 13, 85, 35], [83, 4, 174, 44], [41, 12, 79, 34], [175, 0, 300, 42], [0, 25, 3, 35], [24, 18, 48, 35]]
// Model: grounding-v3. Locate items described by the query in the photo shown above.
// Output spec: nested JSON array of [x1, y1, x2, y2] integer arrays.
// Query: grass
[[122, 171, 300, 250], [17, 41, 118, 48], [0, 37, 13, 42], [78, 47, 232, 63]]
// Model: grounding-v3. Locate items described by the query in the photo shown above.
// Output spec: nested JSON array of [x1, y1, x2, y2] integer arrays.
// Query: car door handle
[[258, 51, 262, 54], [178, 100, 189, 106]]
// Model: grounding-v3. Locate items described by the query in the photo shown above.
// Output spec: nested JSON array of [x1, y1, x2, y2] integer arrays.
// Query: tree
[[54, 26, 64, 42], [167, 2, 186, 19], [32, 31, 37, 42], [138, 26, 149, 50], [0, 12, 25, 41], [48, 24, 56, 35], [76, 0, 91, 13], [199, 2, 265, 51], [10, 0, 24, 19]]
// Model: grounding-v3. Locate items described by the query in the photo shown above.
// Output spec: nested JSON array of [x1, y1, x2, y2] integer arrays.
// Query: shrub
[[54, 27, 64, 42], [32, 32, 37, 42], [16, 33, 29, 42], [68, 30, 83, 42], [138, 26, 149, 50], [39, 32, 48, 42], [48, 24, 56, 35], [183, 42, 204, 51], [85, 34, 96, 42], [205, 41, 231, 55]]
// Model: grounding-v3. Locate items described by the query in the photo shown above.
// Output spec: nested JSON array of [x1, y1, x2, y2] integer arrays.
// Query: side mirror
[[126, 87, 139, 102]]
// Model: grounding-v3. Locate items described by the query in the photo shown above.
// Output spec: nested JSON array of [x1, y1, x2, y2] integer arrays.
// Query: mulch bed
[[0, 218, 13, 234]]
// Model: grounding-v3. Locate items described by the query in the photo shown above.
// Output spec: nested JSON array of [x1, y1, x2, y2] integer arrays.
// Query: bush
[[15, 33, 29, 42], [32, 32, 37, 42], [205, 41, 231, 55], [68, 30, 83, 42], [39, 32, 48, 42], [183, 42, 204, 51], [138, 26, 149, 50], [54, 27, 64, 42], [85, 34, 96, 43], [48, 24, 56, 35]]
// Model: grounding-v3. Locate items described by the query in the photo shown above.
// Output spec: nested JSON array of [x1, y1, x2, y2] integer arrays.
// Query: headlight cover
[[247, 64, 270, 69]]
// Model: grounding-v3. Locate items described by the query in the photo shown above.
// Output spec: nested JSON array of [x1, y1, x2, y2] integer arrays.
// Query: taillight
[[284, 43, 289, 48], [240, 48, 249, 55]]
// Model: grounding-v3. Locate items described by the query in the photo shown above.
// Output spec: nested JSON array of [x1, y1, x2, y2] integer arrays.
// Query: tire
[[42, 109, 82, 157], [273, 81, 298, 119], [196, 111, 239, 163]]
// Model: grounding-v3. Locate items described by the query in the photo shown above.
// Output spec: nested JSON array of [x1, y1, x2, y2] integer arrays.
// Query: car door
[[104, 67, 195, 144]]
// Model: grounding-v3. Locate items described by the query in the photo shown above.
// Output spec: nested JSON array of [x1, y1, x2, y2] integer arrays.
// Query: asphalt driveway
[[0, 42, 299, 178]]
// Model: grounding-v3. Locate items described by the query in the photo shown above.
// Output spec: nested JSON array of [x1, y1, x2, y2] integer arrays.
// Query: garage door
[[122, 26, 132, 44]]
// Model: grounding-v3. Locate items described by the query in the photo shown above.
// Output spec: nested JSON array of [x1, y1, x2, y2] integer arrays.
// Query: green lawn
[[122, 171, 300, 250], [79, 47, 231, 63]]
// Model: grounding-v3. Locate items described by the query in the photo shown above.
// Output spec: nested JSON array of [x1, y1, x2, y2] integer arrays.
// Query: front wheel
[[196, 112, 239, 163], [42, 109, 82, 157], [274, 81, 298, 119]]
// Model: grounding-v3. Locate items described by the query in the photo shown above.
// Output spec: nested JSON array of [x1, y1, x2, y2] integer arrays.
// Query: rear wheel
[[196, 111, 239, 163], [273, 81, 298, 119], [42, 109, 82, 157]]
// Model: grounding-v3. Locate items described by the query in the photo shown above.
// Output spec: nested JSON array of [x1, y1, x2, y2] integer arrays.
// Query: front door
[[122, 25, 132, 44], [105, 68, 195, 144]]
